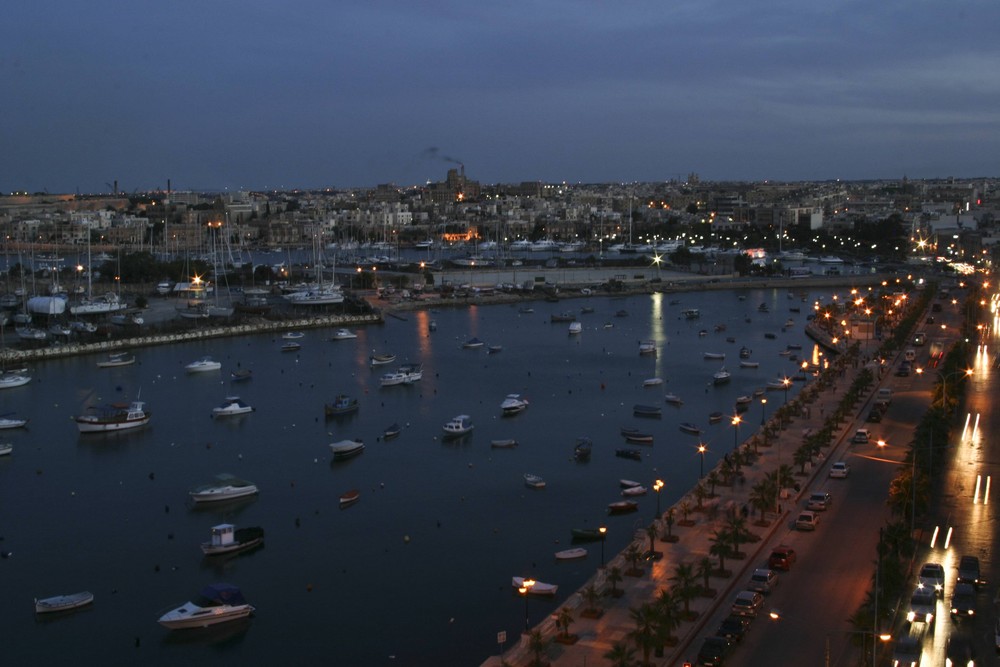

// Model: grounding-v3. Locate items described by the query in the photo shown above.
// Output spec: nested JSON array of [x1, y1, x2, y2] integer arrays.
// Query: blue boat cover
[[201, 583, 247, 605]]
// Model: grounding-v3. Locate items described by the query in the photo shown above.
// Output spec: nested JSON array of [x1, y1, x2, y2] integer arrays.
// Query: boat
[[568, 322, 582, 335], [620, 427, 653, 444], [379, 369, 409, 386], [230, 369, 253, 382], [324, 394, 359, 416], [574, 437, 592, 460], [555, 547, 588, 560], [550, 312, 576, 323], [189, 475, 259, 504], [607, 500, 639, 514], [442, 414, 474, 437], [735, 395, 753, 405], [0, 373, 31, 390], [339, 489, 361, 508], [739, 346, 751, 359], [664, 393, 683, 406], [767, 379, 789, 390], [621, 485, 647, 497], [329, 439, 365, 460], [0, 416, 27, 429], [96, 352, 135, 368], [281, 331, 304, 340], [638, 340, 656, 355], [490, 439, 518, 449], [185, 357, 222, 373], [0, 442, 11, 456], [511, 577, 558, 596], [570, 528, 604, 542], [523, 473, 546, 489], [518, 307, 534, 314], [708, 411, 724, 424], [758, 303, 769, 313], [500, 394, 529, 415], [739, 361, 760, 368], [428, 321, 438, 332], [34, 591, 94, 615], [75, 399, 150, 433], [369, 352, 396, 366], [764, 332, 777, 340], [787, 343, 803, 350], [784, 319, 795, 327], [280, 342, 301, 352], [212, 396, 254, 418], [488, 345, 503, 354], [383, 423, 402, 439], [462, 337, 485, 349], [679, 422, 702, 435], [615, 448, 642, 461], [713, 367, 732, 384], [157, 583, 255, 629], [682, 308, 700, 319], [633, 404, 662, 417], [703, 352, 725, 360], [642, 377, 663, 387], [778, 349, 792, 357], [200, 524, 265, 556], [330, 328, 358, 340]]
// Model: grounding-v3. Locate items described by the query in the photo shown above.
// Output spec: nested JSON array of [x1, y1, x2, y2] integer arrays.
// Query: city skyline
[[4, 1, 1000, 194]]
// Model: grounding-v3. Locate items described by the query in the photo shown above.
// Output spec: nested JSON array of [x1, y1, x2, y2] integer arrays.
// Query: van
[[876, 388, 892, 405], [904, 349, 916, 362]]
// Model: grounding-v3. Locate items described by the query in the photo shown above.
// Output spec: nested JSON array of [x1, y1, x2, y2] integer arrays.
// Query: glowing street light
[[653, 479, 664, 518], [599, 526, 607, 567], [518, 578, 536, 633], [697, 443, 707, 478], [731, 414, 742, 451]]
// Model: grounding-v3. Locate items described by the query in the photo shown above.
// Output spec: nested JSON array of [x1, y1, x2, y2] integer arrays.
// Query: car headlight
[[925, 613, 934, 623], [906, 611, 916, 622]]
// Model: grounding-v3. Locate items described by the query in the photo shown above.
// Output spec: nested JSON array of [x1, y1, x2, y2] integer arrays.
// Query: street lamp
[[731, 414, 742, 451], [518, 578, 535, 633], [760, 397, 767, 428], [697, 442, 707, 478], [653, 479, 664, 518], [782, 376, 791, 405], [599, 526, 607, 567]]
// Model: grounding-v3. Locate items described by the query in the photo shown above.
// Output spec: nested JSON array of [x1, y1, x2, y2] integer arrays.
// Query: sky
[[3, 0, 1000, 194]]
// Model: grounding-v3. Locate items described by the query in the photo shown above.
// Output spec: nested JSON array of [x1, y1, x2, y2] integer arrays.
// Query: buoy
[[403, 535, 410, 543]]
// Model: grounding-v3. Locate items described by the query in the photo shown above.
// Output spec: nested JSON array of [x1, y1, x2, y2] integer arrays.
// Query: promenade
[[483, 338, 883, 667]]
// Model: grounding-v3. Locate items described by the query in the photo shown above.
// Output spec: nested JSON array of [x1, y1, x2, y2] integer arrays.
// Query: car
[[945, 632, 976, 666], [829, 461, 851, 478], [807, 491, 832, 511], [918, 562, 945, 597], [852, 428, 871, 443], [906, 587, 936, 625], [950, 582, 977, 619], [957, 555, 981, 587], [696, 635, 733, 666], [795, 510, 819, 531], [866, 408, 883, 423], [926, 316, 935, 324], [715, 614, 751, 643], [891, 635, 922, 667], [731, 590, 764, 617], [748, 568, 779, 595], [896, 362, 911, 377], [768, 545, 797, 571]]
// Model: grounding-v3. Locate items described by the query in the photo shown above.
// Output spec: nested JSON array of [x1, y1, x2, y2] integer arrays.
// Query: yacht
[[500, 394, 529, 415], [157, 583, 255, 629], [442, 414, 474, 437]]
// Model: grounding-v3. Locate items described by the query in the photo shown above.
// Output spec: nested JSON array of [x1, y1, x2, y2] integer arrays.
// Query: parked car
[[891, 635, 922, 667], [866, 408, 883, 423], [807, 491, 832, 511], [748, 568, 779, 595], [696, 635, 733, 666], [731, 590, 764, 617], [957, 555, 982, 587], [918, 562, 945, 597], [829, 461, 851, 478], [950, 582, 977, 619], [852, 428, 871, 443], [906, 587, 936, 625], [795, 510, 819, 531], [768, 545, 797, 571], [715, 615, 751, 643]]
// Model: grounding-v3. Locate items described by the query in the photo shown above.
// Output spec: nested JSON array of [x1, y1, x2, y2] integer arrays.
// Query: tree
[[696, 556, 716, 596], [654, 588, 683, 644], [793, 444, 814, 475], [705, 470, 720, 496], [661, 508, 678, 542], [678, 500, 694, 525], [581, 583, 602, 618], [628, 603, 660, 667], [555, 606, 575, 641], [604, 641, 638, 667], [624, 543, 644, 576], [527, 629, 548, 667], [749, 479, 775, 524], [670, 562, 700, 618], [709, 528, 733, 574], [606, 566, 624, 597]]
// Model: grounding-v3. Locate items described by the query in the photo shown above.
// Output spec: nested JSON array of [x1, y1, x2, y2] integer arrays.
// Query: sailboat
[[69, 229, 126, 316], [284, 236, 344, 306]]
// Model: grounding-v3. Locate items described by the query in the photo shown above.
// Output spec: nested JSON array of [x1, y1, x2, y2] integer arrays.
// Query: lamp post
[[518, 578, 535, 633], [697, 442, 707, 479], [731, 414, 742, 451], [760, 397, 767, 428], [599, 526, 607, 567], [782, 376, 791, 405], [653, 479, 664, 518]]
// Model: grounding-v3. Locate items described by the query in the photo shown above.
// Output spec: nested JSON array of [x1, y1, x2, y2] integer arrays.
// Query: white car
[[747, 568, 779, 595], [731, 590, 764, 617], [906, 587, 936, 625], [795, 510, 819, 531], [852, 428, 870, 443], [917, 562, 945, 597], [829, 461, 851, 478], [807, 491, 832, 511]]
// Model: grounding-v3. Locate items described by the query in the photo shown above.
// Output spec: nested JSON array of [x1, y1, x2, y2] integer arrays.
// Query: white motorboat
[[0, 373, 31, 389], [96, 352, 136, 368], [442, 414, 474, 437], [186, 357, 222, 373], [189, 475, 259, 504], [157, 583, 255, 629], [281, 331, 304, 340], [500, 394, 529, 415], [643, 377, 663, 387], [568, 322, 582, 335], [34, 591, 94, 614], [330, 328, 358, 340], [622, 485, 648, 497], [713, 367, 732, 385], [212, 396, 254, 418], [664, 393, 683, 406], [329, 439, 365, 460], [554, 547, 588, 560], [379, 370, 408, 387], [0, 416, 27, 429], [200, 524, 265, 556], [523, 473, 546, 489], [75, 399, 150, 433], [0, 443, 12, 456], [703, 352, 726, 360], [638, 340, 656, 355], [512, 577, 558, 596]]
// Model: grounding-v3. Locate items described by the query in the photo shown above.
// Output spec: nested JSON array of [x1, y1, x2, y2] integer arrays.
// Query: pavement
[[482, 337, 886, 667]]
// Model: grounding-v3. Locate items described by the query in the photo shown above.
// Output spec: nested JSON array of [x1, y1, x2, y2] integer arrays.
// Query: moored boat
[[554, 547, 588, 560], [679, 422, 701, 435], [461, 337, 485, 349], [664, 393, 683, 406], [281, 331, 304, 340], [0, 373, 31, 389], [615, 448, 642, 461], [189, 475, 259, 504], [621, 485, 647, 497], [708, 411, 725, 424], [490, 439, 518, 449], [324, 394, 359, 416], [157, 583, 255, 629], [638, 340, 656, 355], [568, 322, 582, 335], [0, 416, 28, 429], [523, 473, 546, 489], [739, 360, 760, 368], [75, 399, 150, 433], [369, 352, 396, 366], [329, 439, 365, 460], [339, 489, 361, 508], [96, 352, 136, 368], [620, 427, 653, 444], [607, 500, 639, 514], [713, 367, 732, 384], [331, 328, 358, 340], [703, 352, 725, 360], [230, 369, 253, 382], [500, 394, 529, 415], [511, 577, 558, 596], [200, 524, 264, 556], [633, 404, 662, 418], [383, 423, 402, 439], [212, 396, 254, 418], [0, 442, 12, 456], [280, 341, 301, 352], [574, 437, 592, 461], [185, 357, 222, 373], [442, 414, 474, 437], [570, 528, 604, 542], [34, 591, 94, 615], [642, 377, 663, 387]]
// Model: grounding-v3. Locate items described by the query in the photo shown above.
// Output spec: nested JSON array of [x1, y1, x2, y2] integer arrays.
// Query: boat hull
[[158, 604, 254, 629], [75, 415, 150, 433], [35, 591, 94, 614]]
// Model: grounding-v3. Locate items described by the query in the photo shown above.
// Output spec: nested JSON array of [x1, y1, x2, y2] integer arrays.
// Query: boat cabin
[[208, 523, 237, 548]]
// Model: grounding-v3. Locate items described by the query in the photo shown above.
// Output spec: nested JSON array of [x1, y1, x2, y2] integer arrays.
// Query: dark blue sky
[[4, 0, 999, 193]]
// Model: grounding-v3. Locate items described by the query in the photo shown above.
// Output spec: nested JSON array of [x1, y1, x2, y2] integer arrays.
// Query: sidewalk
[[484, 343, 878, 667]]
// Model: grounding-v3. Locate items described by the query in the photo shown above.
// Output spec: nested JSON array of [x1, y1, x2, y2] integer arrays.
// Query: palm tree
[[793, 443, 814, 474], [678, 500, 694, 525], [581, 583, 602, 617], [749, 479, 774, 524], [624, 543, 643, 576], [628, 603, 660, 667], [654, 588, 683, 644], [693, 483, 708, 510], [604, 641, 638, 667], [646, 524, 657, 557], [705, 470, 720, 496], [606, 566, 624, 597], [555, 606, 574, 640], [709, 528, 732, 574], [661, 507, 678, 542], [670, 562, 700, 618], [696, 556, 715, 596], [527, 629, 547, 667]]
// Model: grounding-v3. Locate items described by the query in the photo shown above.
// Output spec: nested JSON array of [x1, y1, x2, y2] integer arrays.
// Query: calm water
[[0, 286, 827, 665]]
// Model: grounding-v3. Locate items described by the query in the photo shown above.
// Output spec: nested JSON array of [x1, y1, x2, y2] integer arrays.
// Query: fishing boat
[[570, 528, 604, 542], [511, 577, 558, 596], [615, 448, 642, 461], [75, 399, 150, 433], [554, 547, 588, 560], [329, 439, 365, 460], [34, 591, 94, 615], [369, 352, 396, 366], [96, 352, 135, 368], [189, 475, 259, 504], [185, 357, 222, 373], [607, 500, 639, 514], [633, 404, 662, 418], [200, 524, 265, 556], [330, 328, 358, 340], [157, 583, 255, 629], [461, 337, 485, 349], [523, 473, 546, 489], [574, 437, 593, 460], [490, 439, 518, 449], [212, 396, 254, 418], [442, 414, 474, 437], [621, 485, 647, 497], [664, 393, 683, 406], [0, 416, 27, 429], [383, 423, 402, 439], [500, 394, 529, 415], [679, 422, 702, 435], [324, 394, 359, 416], [620, 427, 653, 444], [339, 489, 361, 508]]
